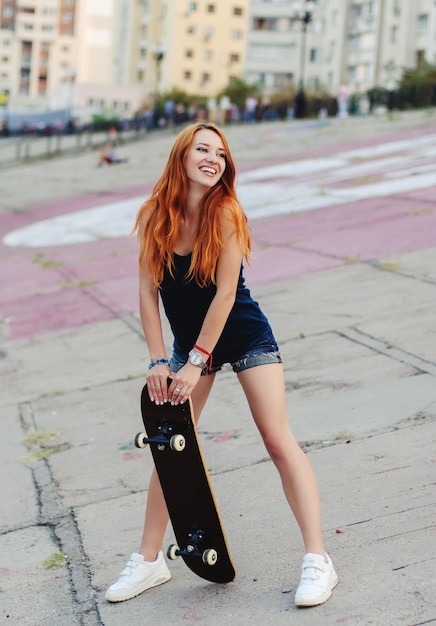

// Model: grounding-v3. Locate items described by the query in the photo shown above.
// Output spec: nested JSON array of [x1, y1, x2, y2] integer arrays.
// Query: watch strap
[[194, 344, 213, 371]]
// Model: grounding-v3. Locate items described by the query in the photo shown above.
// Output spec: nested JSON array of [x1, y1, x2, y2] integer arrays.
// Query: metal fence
[[0, 126, 149, 168]]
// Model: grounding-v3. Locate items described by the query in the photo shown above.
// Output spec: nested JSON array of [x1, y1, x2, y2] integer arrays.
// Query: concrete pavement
[[0, 110, 435, 625]]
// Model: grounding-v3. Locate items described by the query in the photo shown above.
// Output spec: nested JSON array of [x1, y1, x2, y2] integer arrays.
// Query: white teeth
[[200, 167, 216, 175]]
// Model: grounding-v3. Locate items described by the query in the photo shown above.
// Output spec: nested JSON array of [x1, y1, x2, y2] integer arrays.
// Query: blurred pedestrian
[[97, 141, 128, 166]]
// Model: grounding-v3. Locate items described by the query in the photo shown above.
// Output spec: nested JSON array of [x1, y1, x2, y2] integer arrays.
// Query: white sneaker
[[105, 551, 171, 602], [294, 553, 338, 607]]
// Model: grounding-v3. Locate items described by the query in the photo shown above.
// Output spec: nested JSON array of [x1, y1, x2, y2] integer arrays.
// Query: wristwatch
[[189, 348, 206, 368]]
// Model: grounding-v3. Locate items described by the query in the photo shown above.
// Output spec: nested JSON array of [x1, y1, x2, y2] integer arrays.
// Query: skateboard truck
[[167, 529, 218, 566], [135, 423, 186, 452]]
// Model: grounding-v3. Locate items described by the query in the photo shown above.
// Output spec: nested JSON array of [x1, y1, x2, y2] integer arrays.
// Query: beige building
[[1, 0, 436, 119], [156, 0, 249, 98]]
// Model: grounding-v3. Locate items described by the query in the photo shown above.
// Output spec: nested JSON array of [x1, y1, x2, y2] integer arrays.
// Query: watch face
[[189, 350, 203, 366]]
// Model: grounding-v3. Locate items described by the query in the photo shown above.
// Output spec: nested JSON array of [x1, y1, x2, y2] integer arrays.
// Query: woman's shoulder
[[219, 197, 245, 221]]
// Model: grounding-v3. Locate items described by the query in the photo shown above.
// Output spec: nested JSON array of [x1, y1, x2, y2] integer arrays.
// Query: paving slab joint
[[334, 328, 436, 376], [368, 260, 436, 287], [18, 402, 103, 625]]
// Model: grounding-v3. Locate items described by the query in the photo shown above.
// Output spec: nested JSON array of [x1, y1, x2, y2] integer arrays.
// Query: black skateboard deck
[[135, 380, 235, 583]]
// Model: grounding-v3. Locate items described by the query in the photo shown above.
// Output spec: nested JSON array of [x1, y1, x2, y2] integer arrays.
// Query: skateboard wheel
[[167, 544, 180, 561], [134, 432, 148, 449], [170, 434, 186, 452], [202, 549, 218, 566]]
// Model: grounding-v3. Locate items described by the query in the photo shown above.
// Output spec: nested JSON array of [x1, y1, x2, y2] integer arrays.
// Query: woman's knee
[[262, 430, 301, 466]]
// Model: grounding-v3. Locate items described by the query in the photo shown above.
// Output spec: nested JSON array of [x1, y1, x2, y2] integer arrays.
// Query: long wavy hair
[[133, 122, 251, 287]]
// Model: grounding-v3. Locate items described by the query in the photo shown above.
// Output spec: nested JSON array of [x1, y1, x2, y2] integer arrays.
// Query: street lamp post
[[291, 1, 315, 119], [150, 45, 166, 107]]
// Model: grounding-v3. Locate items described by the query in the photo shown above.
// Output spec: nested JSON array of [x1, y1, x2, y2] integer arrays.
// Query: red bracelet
[[194, 344, 213, 371]]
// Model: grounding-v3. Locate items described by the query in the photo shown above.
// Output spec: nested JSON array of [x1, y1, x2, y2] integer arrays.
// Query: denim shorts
[[169, 346, 282, 376]]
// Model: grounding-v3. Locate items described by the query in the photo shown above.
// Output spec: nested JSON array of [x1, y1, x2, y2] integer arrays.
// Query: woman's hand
[[168, 363, 203, 405], [146, 364, 171, 404]]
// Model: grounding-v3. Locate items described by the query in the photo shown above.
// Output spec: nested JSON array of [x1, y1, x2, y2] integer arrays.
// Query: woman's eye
[[218, 152, 226, 159]]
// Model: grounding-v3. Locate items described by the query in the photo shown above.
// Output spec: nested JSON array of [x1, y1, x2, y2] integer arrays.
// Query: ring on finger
[[175, 387, 181, 392]]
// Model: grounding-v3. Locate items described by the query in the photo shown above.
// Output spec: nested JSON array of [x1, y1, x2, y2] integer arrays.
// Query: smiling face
[[185, 128, 227, 192]]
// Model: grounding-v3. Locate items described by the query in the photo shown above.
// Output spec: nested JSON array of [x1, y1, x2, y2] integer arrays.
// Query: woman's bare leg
[[237, 364, 325, 556], [138, 373, 216, 560]]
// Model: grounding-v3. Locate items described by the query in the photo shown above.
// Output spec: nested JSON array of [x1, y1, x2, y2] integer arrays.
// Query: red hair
[[133, 122, 251, 287]]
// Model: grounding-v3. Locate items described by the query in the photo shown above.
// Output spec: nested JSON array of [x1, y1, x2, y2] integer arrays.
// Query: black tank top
[[159, 253, 275, 366]]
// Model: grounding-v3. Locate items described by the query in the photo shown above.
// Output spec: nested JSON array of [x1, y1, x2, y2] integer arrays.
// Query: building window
[[391, 26, 398, 43], [349, 33, 360, 52], [201, 72, 210, 84], [188, 2, 197, 11], [347, 65, 357, 84], [229, 53, 239, 63], [204, 50, 212, 60], [233, 7, 243, 16], [204, 26, 214, 40], [253, 18, 277, 30], [231, 29, 242, 39], [417, 14, 429, 34], [416, 50, 425, 67], [363, 63, 373, 81], [38, 75, 47, 94], [186, 25, 195, 34], [207, 4, 215, 12], [184, 70, 192, 79], [186, 49, 193, 57], [19, 68, 30, 95], [327, 40, 336, 62], [350, 3, 362, 18]]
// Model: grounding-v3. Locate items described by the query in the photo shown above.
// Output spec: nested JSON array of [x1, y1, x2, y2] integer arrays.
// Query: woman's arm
[[139, 264, 171, 404]]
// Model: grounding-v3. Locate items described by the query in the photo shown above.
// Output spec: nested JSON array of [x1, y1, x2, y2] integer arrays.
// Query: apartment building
[[1, 0, 435, 117], [157, 0, 249, 98], [0, 0, 157, 115], [245, 0, 436, 98], [0, 0, 77, 106]]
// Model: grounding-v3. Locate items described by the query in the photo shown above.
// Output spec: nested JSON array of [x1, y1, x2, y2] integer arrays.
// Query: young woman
[[105, 122, 338, 608]]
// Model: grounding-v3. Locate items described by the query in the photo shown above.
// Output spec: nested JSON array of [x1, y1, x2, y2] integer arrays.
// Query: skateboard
[[134, 380, 236, 584]]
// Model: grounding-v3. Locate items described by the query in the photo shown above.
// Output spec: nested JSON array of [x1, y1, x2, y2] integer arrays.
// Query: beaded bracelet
[[148, 358, 170, 369]]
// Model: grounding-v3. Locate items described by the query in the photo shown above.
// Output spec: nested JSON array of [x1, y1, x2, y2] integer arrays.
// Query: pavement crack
[[18, 401, 104, 626], [369, 260, 436, 286], [334, 328, 436, 375]]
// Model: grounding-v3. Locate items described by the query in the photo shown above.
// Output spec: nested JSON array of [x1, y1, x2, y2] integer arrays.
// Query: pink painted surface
[[1, 125, 435, 341]]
